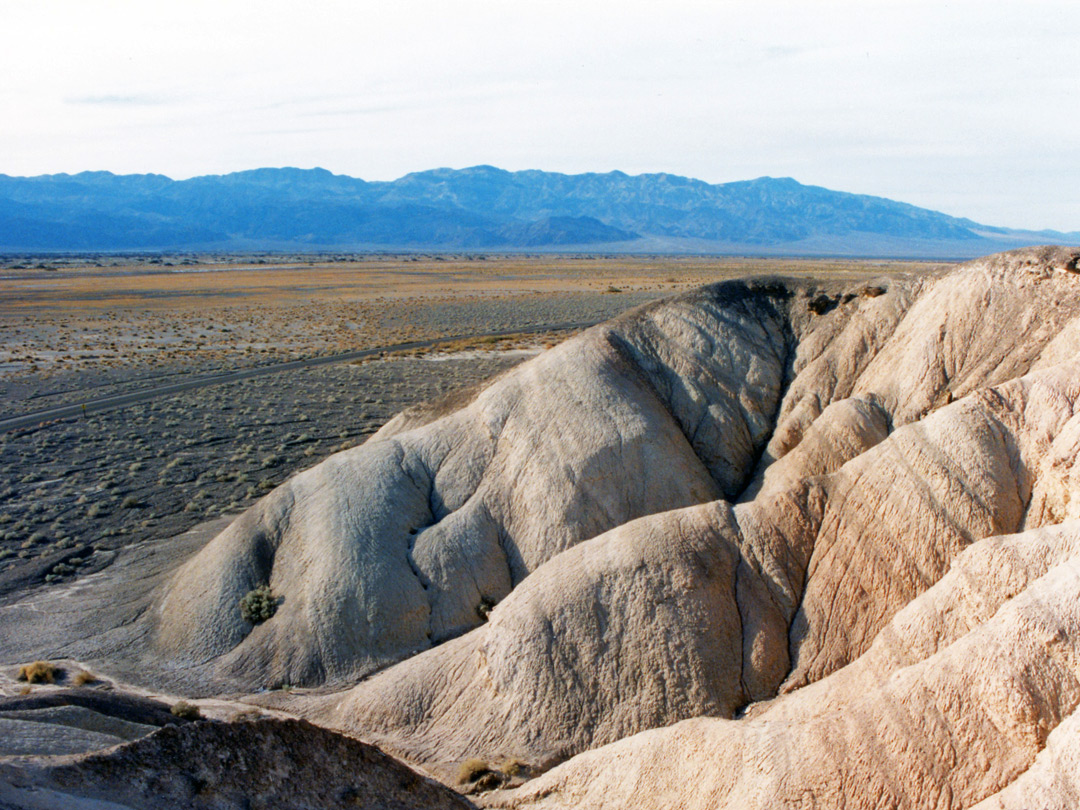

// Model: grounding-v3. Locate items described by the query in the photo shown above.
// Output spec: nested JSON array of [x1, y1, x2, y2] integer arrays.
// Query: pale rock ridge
[[36, 246, 1080, 809], [971, 710, 1080, 810], [311, 501, 746, 774], [489, 522, 1080, 809], [300, 357, 1080, 777], [155, 277, 806, 689]]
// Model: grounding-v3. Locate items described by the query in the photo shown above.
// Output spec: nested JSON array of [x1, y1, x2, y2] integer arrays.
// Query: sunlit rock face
[[151, 247, 1080, 809]]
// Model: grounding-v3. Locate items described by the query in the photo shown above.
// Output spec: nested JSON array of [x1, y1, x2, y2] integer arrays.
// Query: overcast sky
[[2, 0, 1077, 230]]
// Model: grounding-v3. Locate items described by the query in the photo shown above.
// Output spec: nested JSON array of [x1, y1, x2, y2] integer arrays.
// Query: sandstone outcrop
[[4, 246, 1080, 808], [294, 250, 1080, 790]]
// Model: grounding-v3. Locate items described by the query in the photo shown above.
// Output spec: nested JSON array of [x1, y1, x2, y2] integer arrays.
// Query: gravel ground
[[0, 290, 661, 419], [0, 352, 531, 600]]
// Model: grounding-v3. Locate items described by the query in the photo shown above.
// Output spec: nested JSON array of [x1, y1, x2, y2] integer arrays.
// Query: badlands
[[3, 246, 1080, 808]]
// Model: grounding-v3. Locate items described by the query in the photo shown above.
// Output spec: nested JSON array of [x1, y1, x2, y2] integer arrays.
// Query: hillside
[[3, 247, 1080, 808], [1, 167, 1075, 256]]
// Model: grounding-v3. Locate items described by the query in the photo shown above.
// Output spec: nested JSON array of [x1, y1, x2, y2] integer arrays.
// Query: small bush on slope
[[239, 585, 277, 624], [17, 661, 60, 684]]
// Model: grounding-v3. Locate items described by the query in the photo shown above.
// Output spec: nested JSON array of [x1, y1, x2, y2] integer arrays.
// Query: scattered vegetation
[[17, 660, 60, 684], [457, 758, 492, 785], [807, 293, 837, 315], [72, 669, 98, 686], [170, 700, 201, 720], [239, 584, 278, 624], [457, 755, 529, 790], [499, 758, 528, 778], [476, 596, 496, 621]]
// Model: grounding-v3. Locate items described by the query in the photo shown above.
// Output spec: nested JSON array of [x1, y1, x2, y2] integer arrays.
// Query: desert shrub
[[239, 584, 277, 624], [457, 758, 491, 785], [229, 708, 263, 722], [499, 758, 528, 778], [18, 661, 60, 684], [73, 670, 97, 686], [476, 596, 496, 621], [171, 700, 201, 720], [121, 495, 140, 509]]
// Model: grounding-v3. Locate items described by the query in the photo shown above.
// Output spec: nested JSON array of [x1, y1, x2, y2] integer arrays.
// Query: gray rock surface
[[0, 716, 127, 758], [153, 276, 802, 690], [0, 718, 476, 810]]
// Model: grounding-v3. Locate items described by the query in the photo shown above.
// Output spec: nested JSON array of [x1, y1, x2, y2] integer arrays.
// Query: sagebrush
[[239, 584, 277, 623]]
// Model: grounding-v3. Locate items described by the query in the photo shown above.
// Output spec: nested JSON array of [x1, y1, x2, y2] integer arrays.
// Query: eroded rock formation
[[4, 246, 1080, 808]]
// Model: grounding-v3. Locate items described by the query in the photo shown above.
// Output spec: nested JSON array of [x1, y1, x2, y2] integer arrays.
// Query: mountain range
[[0, 165, 1075, 257]]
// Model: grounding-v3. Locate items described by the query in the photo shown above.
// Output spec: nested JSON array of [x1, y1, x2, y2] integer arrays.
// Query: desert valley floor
[[4, 249, 1080, 809]]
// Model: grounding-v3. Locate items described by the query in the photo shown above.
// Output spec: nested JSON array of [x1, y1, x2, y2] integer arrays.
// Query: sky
[[2, 0, 1078, 230]]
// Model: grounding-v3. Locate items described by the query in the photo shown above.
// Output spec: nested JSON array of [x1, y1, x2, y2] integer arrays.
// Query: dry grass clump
[[457, 758, 491, 785], [457, 755, 531, 791], [17, 660, 61, 684], [72, 669, 98, 686], [499, 758, 528, 778], [170, 700, 201, 720]]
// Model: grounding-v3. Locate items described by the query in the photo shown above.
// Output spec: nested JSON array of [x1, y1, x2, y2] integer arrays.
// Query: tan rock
[[8, 246, 1080, 808]]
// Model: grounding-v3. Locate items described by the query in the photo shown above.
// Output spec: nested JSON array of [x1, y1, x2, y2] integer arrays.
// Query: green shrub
[[239, 584, 277, 624], [171, 700, 201, 720]]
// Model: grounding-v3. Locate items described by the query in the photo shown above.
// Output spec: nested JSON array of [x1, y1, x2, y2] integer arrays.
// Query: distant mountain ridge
[[0, 165, 1075, 257]]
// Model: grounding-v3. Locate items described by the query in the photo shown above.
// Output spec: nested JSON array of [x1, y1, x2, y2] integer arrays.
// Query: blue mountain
[[0, 166, 1073, 257]]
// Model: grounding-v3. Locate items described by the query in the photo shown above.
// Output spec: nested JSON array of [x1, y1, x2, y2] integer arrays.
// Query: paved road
[[0, 320, 596, 433]]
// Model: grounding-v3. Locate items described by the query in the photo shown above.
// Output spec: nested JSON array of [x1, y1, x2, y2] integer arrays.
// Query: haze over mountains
[[1, 166, 1076, 257]]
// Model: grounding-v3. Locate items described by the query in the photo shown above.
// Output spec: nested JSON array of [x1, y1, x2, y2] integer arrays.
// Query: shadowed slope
[[0, 718, 476, 810]]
